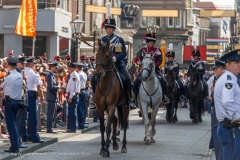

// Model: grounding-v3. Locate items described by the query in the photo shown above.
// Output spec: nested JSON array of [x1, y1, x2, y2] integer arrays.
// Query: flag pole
[[32, 36, 36, 57]]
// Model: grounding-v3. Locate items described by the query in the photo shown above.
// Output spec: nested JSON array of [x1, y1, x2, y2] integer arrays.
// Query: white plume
[[169, 43, 173, 51], [193, 41, 197, 50], [105, 2, 111, 18]]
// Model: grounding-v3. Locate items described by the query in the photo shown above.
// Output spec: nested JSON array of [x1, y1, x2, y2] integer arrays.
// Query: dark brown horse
[[187, 64, 205, 124], [128, 63, 139, 82], [165, 68, 180, 123], [95, 39, 129, 157]]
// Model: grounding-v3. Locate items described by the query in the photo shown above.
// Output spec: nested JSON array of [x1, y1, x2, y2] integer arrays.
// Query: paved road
[[14, 108, 212, 160]]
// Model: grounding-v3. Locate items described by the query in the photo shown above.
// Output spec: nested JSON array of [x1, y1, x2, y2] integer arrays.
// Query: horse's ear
[[142, 51, 146, 57], [98, 39, 101, 47]]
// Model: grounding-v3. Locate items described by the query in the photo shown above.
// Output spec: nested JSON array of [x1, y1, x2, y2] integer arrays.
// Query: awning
[[206, 38, 228, 43]]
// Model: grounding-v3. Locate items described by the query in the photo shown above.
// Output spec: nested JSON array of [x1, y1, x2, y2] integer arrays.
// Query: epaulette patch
[[227, 75, 232, 80], [225, 83, 233, 89]]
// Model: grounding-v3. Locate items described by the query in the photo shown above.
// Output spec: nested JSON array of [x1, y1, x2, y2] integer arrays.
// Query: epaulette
[[227, 75, 232, 80]]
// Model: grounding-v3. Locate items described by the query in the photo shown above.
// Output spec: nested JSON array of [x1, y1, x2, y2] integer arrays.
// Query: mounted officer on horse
[[133, 32, 170, 104], [91, 12, 136, 110], [186, 47, 210, 102], [165, 43, 187, 102]]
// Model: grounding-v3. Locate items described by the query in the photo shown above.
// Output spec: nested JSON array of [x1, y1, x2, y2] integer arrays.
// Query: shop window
[[23, 36, 46, 58]]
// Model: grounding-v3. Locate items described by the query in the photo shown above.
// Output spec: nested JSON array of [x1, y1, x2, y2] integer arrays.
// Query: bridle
[[141, 57, 154, 80], [96, 46, 115, 78]]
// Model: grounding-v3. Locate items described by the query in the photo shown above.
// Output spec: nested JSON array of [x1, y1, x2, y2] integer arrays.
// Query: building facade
[[0, 0, 73, 60], [121, 0, 194, 64]]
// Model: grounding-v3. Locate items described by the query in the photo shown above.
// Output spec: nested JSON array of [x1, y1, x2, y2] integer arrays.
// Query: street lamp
[[70, 15, 85, 62]]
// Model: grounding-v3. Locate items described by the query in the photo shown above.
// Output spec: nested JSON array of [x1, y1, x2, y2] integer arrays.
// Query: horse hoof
[[116, 137, 121, 142], [99, 149, 105, 155], [145, 139, 151, 145], [113, 143, 119, 151], [121, 147, 127, 153], [143, 137, 146, 141], [150, 139, 155, 143], [102, 151, 110, 157]]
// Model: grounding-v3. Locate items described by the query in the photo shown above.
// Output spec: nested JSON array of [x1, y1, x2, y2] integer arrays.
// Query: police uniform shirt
[[24, 67, 42, 91], [207, 75, 215, 97], [66, 70, 80, 98], [1, 69, 23, 100], [166, 60, 179, 76], [214, 70, 240, 121], [78, 70, 87, 90]]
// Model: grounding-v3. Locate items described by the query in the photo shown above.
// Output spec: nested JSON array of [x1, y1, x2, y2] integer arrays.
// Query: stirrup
[[163, 96, 170, 104], [180, 95, 188, 102]]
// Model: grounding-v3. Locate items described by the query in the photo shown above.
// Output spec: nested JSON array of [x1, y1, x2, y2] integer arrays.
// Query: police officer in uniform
[[46, 62, 59, 133], [16, 56, 28, 148], [66, 62, 80, 132], [210, 59, 225, 160], [214, 50, 240, 160], [80, 55, 89, 69], [134, 32, 170, 104], [75, 63, 88, 129], [186, 49, 210, 101], [165, 43, 187, 102], [92, 17, 136, 109], [24, 57, 45, 143], [1, 57, 23, 153]]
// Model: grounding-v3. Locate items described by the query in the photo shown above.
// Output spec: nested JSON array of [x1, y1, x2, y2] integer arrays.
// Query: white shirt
[[78, 70, 87, 90], [207, 75, 215, 97], [214, 70, 240, 121], [24, 67, 42, 91], [66, 70, 80, 98], [1, 69, 23, 100]]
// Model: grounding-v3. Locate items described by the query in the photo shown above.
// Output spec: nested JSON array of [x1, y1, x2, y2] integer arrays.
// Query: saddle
[[116, 71, 126, 90]]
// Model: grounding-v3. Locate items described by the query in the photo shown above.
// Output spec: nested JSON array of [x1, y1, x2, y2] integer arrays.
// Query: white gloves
[[112, 56, 116, 62]]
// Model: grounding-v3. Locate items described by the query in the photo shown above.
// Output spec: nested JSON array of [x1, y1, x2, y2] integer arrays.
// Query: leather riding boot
[[157, 75, 170, 104]]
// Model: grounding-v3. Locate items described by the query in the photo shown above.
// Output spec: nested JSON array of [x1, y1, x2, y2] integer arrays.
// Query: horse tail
[[117, 105, 129, 130]]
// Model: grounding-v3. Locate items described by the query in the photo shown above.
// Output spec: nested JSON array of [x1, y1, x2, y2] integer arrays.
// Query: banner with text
[[15, 0, 37, 37]]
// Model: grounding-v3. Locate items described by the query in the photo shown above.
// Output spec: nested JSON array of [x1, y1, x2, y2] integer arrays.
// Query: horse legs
[[98, 111, 105, 156], [150, 105, 158, 143], [103, 106, 115, 157], [112, 115, 119, 151], [192, 101, 199, 124], [165, 104, 171, 123], [121, 105, 129, 153], [141, 104, 151, 145], [189, 100, 194, 120], [173, 99, 179, 122], [198, 100, 204, 123]]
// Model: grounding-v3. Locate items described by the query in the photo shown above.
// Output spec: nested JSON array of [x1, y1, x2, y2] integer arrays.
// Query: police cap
[[7, 57, 19, 66], [220, 49, 240, 62], [67, 62, 76, 68], [212, 59, 225, 69], [26, 57, 37, 63], [48, 62, 58, 67], [75, 62, 84, 67]]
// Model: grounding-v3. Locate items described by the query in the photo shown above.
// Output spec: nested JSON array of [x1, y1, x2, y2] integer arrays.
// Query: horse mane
[[100, 43, 107, 54]]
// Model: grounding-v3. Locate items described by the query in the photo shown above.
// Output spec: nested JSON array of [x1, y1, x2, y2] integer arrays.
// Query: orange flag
[[15, 0, 37, 37]]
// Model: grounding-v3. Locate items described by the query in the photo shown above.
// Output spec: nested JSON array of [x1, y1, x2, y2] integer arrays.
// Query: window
[[168, 17, 174, 27], [141, 16, 156, 28], [175, 10, 182, 28], [156, 18, 161, 27], [126, 20, 134, 28], [59, 0, 68, 11], [183, 10, 186, 28], [187, 9, 192, 24], [141, 16, 147, 28], [23, 36, 46, 57]]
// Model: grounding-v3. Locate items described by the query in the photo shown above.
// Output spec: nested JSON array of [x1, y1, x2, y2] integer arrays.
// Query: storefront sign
[[3, 25, 16, 29], [62, 27, 69, 33]]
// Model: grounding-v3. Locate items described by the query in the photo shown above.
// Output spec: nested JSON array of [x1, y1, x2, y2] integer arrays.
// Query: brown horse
[[128, 63, 139, 82], [95, 39, 129, 157], [165, 68, 180, 123]]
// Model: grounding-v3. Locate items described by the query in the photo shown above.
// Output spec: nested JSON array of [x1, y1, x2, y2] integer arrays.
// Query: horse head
[[189, 64, 200, 86], [166, 68, 176, 90], [141, 51, 155, 81], [95, 39, 112, 78]]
